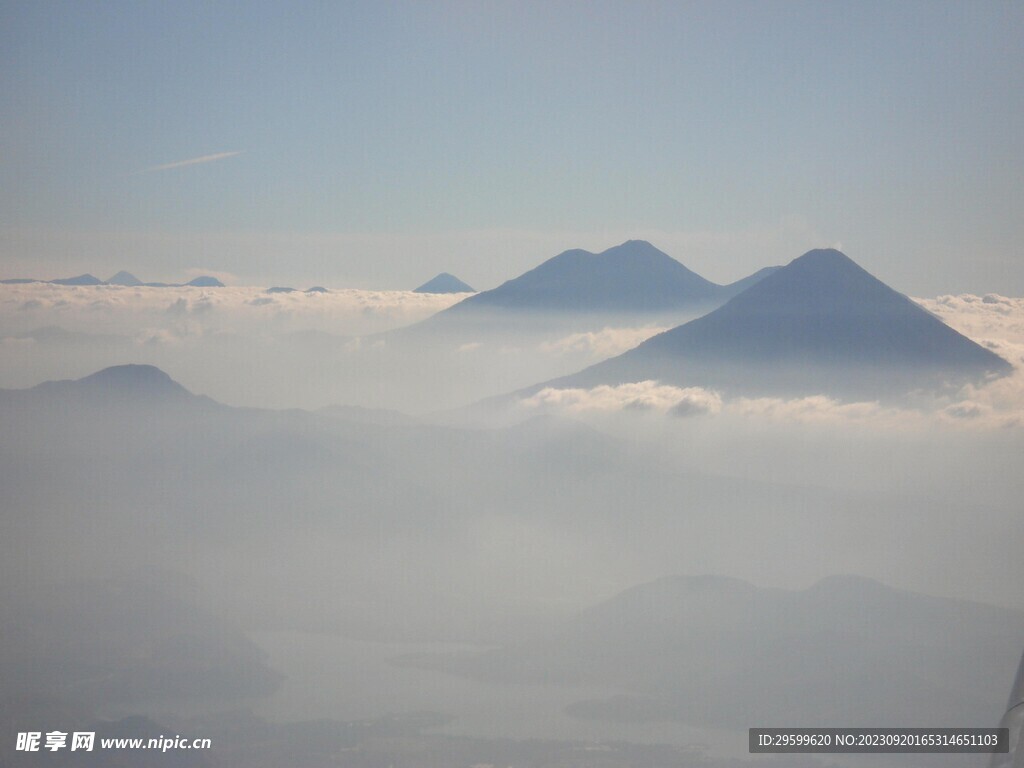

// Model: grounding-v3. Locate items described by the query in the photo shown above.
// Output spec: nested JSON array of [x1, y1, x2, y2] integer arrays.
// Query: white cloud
[[0, 282, 464, 339], [915, 294, 1024, 356], [521, 380, 1024, 431], [910, 294, 1024, 428], [725, 395, 913, 426], [669, 389, 725, 417], [937, 369, 1024, 429], [522, 381, 723, 416], [520, 382, 916, 425], [539, 326, 668, 359]]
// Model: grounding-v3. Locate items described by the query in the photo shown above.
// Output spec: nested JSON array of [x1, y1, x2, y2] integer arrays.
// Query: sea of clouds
[[0, 282, 468, 340], [3, 283, 1024, 427]]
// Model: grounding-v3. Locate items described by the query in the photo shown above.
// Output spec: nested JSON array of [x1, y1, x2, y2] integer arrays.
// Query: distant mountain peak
[[185, 276, 225, 287], [438, 241, 720, 314], [107, 270, 142, 286], [605, 239, 661, 255], [79, 364, 178, 388], [78, 364, 194, 399], [793, 247, 850, 263], [778, 248, 871, 279], [29, 364, 201, 404], [50, 273, 103, 286], [414, 273, 475, 294]]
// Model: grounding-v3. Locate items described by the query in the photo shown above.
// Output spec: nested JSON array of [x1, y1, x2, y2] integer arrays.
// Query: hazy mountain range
[[5, 241, 1011, 412], [2, 359, 1022, 767], [0, 271, 226, 287], [394, 240, 782, 339], [440, 240, 773, 313], [401, 574, 1024, 728]]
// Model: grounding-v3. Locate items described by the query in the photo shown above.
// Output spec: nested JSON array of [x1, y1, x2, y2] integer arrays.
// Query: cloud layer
[[3, 286, 1023, 423], [0, 282, 467, 339], [523, 381, 723, 415], [520, 379, 1024, 430]]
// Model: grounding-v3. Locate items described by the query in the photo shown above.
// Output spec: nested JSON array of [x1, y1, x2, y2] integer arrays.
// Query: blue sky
[[1, 1, 1021, 293]]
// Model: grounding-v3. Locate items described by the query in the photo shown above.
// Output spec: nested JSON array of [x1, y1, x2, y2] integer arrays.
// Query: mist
[[2, 277, 1023, 768]]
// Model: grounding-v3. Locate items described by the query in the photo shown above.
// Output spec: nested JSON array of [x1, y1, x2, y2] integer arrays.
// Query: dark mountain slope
[[528, 249, 1010, 399]]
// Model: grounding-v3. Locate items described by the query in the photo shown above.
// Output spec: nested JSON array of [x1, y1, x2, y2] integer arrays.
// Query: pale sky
[[1, 1, 1021, 294]]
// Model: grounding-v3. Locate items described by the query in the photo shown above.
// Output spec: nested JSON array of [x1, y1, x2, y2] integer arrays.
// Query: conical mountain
[[414, 273, 475, 294], [532, 249, 1011, 399], [107, 270, 143, 286]]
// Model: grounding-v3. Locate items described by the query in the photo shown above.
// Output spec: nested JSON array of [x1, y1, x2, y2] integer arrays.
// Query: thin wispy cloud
[[142, 151, 242, 173]]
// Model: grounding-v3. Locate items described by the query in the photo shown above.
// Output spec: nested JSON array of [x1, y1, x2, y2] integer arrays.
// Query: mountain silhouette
[[185, 275, 225, 287], [444, 240, 723, 314], [532, 248, 1011, 399], [50, 273, 103, 286], [395, 240, 779, 343], [106, 270, 143, 286], [414, 272, 475, 293], [24, 364, 207, 406], [2, 272, 226, 288]]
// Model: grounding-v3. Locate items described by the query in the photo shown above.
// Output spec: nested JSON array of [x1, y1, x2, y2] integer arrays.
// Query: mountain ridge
[[441, 240, 732, 314], [0, 274, 225, 287], [393, 241, 781, 344]]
